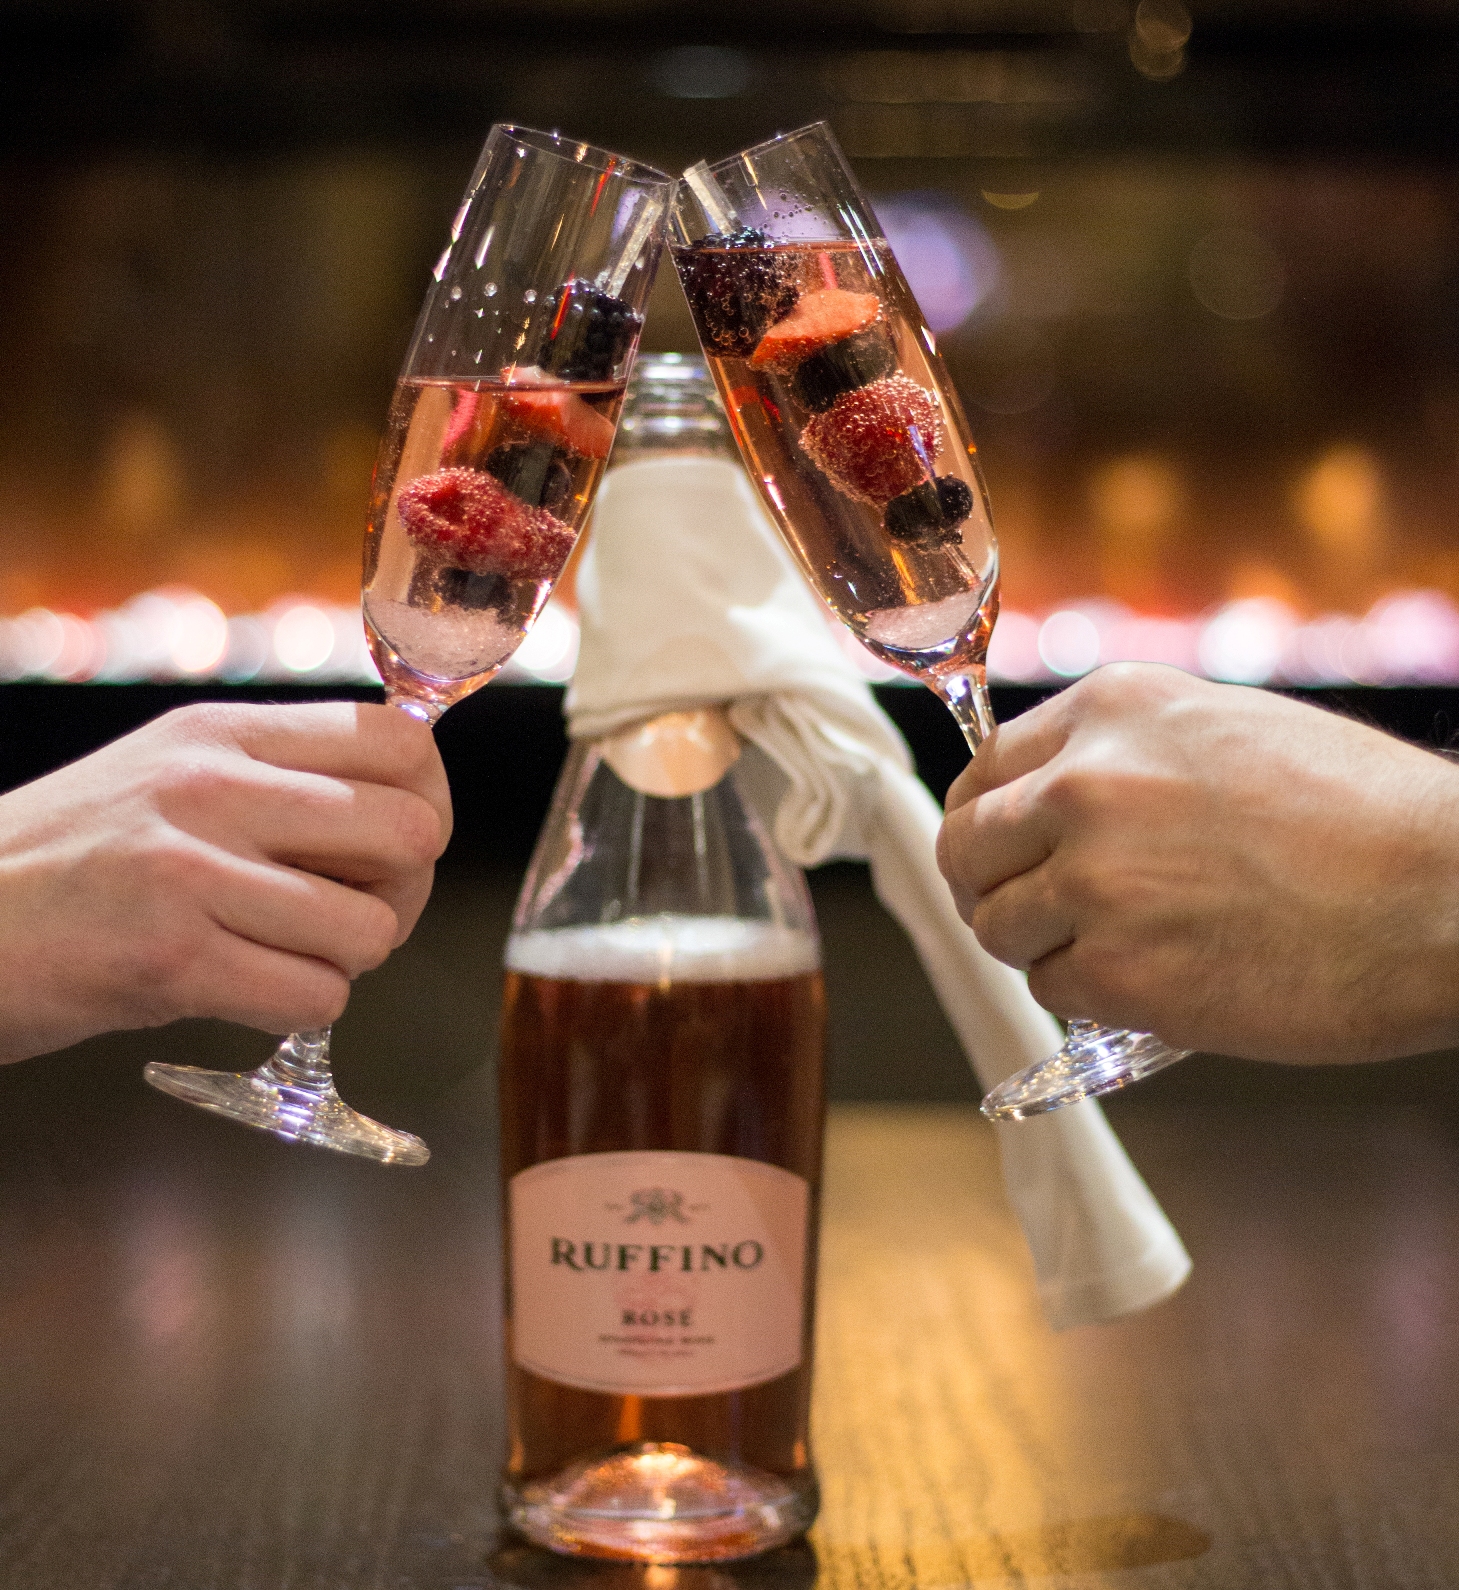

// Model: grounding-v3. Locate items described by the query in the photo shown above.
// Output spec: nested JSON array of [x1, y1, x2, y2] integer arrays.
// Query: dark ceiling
[[4, 0, 1459, 164]]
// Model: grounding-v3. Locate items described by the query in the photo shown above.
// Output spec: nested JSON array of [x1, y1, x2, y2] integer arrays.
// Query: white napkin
[[568, 453, 1191, 1330]]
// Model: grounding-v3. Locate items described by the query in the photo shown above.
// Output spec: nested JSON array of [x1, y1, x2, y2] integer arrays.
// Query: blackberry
[[792, 324, 897, 413], [676, 227, 800, 358], [535, 279, 641, 383], [485, 441, 573, 514], [884, 475, 976, 546], [410, 564, 504, 612]]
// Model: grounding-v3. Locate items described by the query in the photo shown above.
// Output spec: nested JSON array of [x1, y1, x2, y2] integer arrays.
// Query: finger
[[170, 929, 355, 1033], [158, 701, 453, 839], [156, 759, 447, 881], [370, 861, 436, 948], [202, 852, 401, 979], [1024, 937, 1138, 1029], [937, 772, 1061, 905], [944, 692, 1076, 812], [967, 863, 1077, 971], [254, 779, 446, 882]]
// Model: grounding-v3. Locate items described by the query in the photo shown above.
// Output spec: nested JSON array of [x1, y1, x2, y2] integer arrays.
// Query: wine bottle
[[498, 357, 826, 1563]]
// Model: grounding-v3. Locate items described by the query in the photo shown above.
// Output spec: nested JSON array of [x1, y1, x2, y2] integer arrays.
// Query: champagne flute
[[668, 122, 1189, 1122], [144, 126, 672, 1163]]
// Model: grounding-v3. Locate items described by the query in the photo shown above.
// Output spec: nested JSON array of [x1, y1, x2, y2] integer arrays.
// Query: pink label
[[509, 1151, 809, 1397]]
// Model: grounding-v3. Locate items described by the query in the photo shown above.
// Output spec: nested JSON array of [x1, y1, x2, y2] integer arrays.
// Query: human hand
[[0, 700, 451, 1062], [936, 665, 1459, 1064]]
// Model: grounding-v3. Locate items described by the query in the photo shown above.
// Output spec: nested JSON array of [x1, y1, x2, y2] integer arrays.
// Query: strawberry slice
[[800, 375, 944, 504], [750, 289, 882, 373], [442, 389, 482, 455], [500, 388, 615, 460], [395, 467, 575, 581]]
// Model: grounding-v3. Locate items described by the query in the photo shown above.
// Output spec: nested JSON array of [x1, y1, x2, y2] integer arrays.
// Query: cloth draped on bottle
[[567, 452, 1191, 1331]]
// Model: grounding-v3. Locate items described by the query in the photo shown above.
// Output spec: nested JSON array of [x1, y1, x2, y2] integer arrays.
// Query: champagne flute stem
[[935, 668, 996, 755], [257, 1027, 333, 1091], [387, 691, 445, 727]]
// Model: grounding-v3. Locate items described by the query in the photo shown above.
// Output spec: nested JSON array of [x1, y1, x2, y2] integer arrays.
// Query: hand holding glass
[[668, 123, 1189, 1120], [145, 126, 672, 1162]]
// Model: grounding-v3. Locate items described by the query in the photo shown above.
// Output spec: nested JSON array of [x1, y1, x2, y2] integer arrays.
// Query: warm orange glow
[[615, 1392, 644, 1444], [1294, 445, 1384, 557], [1089, 455, 1184, 548]]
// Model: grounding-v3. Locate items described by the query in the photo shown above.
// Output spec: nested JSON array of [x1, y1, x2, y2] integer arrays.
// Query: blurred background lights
[[1038, 609, 1103, 676], [0, 588, 1450, 689], [1295, 445, 1384, 556], [509, 601, 579, 683], [1197, 597, 1296, 684], [1089, 454, 1184, 605], [221, 616, 272, 683], [1101, 613, 1199, 670], [1091, 455, 1184, 546], [1135, 0, 1193, 54], [875, 194, 999, 334], [169, 597, 229, 675], [986, 609, 1043, 681], [99, 413, 185, 541], [272, 604, 336, 674], [1188, 228, 1285, 320], [1129, 0, 1191, 79], [1362, 591, 1459, 684]]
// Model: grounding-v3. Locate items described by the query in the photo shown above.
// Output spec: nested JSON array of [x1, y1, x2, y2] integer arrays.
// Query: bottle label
[[509, 1150, 809, 1397]]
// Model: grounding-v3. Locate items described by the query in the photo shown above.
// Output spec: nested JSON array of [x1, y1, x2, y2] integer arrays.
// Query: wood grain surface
[[2, 1047, 1459, 1587]]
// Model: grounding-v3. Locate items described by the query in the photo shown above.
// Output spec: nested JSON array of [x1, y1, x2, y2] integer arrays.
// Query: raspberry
[[799, 375, 944, 505], [792, 323, 897, 413], [750, 289, 882, 373], [535, 279, 641, 383], [485, 441, 574, 513], [884, 475, 976, 546], [395, 467, 574, 581], [675, 228, 800, 358]]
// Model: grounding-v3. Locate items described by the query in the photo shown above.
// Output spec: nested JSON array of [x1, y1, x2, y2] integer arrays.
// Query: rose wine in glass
[[362, 372, 625, 709], [143, 126, 672, 1163], [669, 123, 1190, 1121]]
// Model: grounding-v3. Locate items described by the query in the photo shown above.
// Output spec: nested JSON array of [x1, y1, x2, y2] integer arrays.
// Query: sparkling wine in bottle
[[498, 702, 826, 1563]]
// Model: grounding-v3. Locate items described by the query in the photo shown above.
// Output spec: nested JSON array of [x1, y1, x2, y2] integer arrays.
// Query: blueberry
[[884, 475, 976, 545], [536, 279, 641, 383], [409, 564, 504, 611], [792, 324, 898, 413], [675, 227, 800, 358], [436, 567, 505, 609], [485, 442, 573, 513]]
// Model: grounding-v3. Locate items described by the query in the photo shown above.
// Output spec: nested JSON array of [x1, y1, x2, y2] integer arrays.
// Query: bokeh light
[[1295, 445, 1384, 557], [876, 194, 1000, 334], [510, 602, 580, 684], [1038, 610, 1103, 677], [272, 605, 337, 674]]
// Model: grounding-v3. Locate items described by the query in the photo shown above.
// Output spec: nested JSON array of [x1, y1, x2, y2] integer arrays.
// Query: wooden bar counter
[[3, 1019, 1457, 1588]]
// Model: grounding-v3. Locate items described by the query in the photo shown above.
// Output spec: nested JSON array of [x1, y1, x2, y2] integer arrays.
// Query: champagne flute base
[[504, 1442, 817, 1563], [143, 1049, 430, 1165], [980, 1019, 1192, 1121]]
